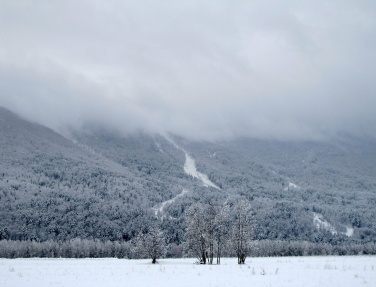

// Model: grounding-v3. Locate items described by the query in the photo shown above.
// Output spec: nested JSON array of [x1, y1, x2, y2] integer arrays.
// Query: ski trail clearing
[[155, 189, 189, 217], [313, 212, 354, 237], [165, 136, 221, 190], [183, 153, 220, 189]]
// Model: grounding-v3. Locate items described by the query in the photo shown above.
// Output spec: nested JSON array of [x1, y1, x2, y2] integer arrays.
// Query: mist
[[1, 0, 376, 141]]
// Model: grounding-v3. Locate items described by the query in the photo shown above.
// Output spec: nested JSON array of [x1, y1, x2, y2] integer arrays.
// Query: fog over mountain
[[1, 1, 376, 140], [1, 105, 376, 246]]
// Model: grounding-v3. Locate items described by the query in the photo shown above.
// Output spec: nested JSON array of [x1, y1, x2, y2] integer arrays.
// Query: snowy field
[[1, 256, 375, 287]]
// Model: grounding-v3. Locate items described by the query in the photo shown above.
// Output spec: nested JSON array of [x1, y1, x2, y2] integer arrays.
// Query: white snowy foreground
[[1, 256, 375, 287]]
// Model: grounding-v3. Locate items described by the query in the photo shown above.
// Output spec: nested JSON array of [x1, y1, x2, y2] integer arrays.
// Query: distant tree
[[185, 203, 207, 264], [232, 200, 255, 264], [214, 203, 231, 264]]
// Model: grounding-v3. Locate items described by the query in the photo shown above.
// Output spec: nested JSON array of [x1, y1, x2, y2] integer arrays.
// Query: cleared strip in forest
[[164, 136, 221, 190], [154, 189, 189, 217]]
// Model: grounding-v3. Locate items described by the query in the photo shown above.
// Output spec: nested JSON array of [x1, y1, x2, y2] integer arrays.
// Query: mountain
[[1, 106, 376, 245], [0, 106, 178, 241]]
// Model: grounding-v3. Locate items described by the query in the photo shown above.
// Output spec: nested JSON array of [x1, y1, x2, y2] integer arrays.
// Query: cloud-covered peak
[[1, 0, 376, 141]]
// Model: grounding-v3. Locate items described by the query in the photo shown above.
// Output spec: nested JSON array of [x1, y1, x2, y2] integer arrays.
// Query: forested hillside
[[0, 107, 160, 241], [1, 107, 376, 249], [181, 136, 376, 243]]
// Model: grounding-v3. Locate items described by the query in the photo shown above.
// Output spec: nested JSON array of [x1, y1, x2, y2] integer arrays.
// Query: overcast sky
[[1, 0, 376, 141]]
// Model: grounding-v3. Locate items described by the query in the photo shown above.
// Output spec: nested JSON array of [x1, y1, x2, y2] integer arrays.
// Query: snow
[[283, 182, 300, 191], [288, 182, 300, 189], [345, 227, 354, 237], [154, 189, 189, 217], [209, 152, 217, 158], [154, 138, 164, 152], [313, 212, 338, 235], [165, 136, 221, 190], [269, 168, 300, 192], [70, 138, 99, 156], [313, 213, 354, 237], [183, 153, 221, 189], [1, 256, 375, 287]]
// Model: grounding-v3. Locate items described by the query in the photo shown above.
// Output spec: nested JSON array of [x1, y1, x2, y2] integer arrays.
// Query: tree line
[[2, 199, 376, 262], [1, 237, 376, 260], [1, 199, 257, 263]]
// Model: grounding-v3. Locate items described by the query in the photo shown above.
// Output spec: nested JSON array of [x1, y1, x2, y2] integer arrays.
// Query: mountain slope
[[178, 136, 376, 242], [0, 107, 179, 241], [1, 106, 376, 244]]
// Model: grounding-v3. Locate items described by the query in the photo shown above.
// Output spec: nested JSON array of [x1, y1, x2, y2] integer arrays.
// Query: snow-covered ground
[[1, 256, 375, 287]]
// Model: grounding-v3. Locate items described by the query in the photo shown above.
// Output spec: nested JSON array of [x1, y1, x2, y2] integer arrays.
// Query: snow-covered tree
[[134, 223, 166, 264], [205, 205, 217, 264], [232, 200, 255, 264], [214, 203, 231, 264], [185, 203, 207, 264]]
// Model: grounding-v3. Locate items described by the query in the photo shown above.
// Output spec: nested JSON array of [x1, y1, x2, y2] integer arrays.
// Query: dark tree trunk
[[201, 251, 206, 264], [238, 254, 246, 264], [217, 245, 221, 264], [209, 243, 213, 264], [152, 257, 157, 264]]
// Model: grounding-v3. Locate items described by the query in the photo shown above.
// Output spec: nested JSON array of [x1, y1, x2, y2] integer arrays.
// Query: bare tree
[[205, 205, 217, 264], [214, 203, 230, 264], [185, 203, 207, 264], [232, 200, 255, 264]]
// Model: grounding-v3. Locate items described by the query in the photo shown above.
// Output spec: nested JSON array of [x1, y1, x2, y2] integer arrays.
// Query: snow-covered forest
[[1, 106, 376, 258]]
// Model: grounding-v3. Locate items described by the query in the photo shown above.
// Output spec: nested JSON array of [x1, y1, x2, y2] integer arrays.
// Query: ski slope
[[1, 256, 375, 287], [183, 153, 220, 189], [313, 212, 354, 237], [165, 136, 220, 189], [154, 189, 189, 217]]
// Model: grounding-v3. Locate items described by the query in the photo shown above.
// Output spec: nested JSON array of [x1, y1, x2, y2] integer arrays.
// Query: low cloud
[[1, 0, 375, 141]]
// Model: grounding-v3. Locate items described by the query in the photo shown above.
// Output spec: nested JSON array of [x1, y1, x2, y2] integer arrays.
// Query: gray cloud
[[1, 0, 376, 141]]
